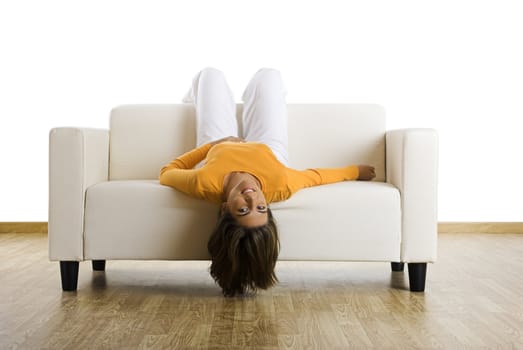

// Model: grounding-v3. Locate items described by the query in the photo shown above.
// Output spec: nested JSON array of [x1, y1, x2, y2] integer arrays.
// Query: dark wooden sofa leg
[[391, 262, 405, 272], [408, 263, 427, 292], [60, 261, 79, 291], [92, 260, 106, 271]]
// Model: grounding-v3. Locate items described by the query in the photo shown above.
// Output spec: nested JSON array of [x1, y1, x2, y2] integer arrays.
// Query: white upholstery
[[49, 128, 109, 260], [83, 180, 401, 261], [386, 129, 439, 262], [84, 180, 217, 260], [49, 104, 438, 265], [109, 104, 386, 181], [272, 181, 401, 261]]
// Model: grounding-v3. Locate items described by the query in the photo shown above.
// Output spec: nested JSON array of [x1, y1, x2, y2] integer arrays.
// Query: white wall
[[1, 0, 522, 222]]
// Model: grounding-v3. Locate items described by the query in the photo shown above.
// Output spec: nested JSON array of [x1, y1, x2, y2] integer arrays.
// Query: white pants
[[183, 67, 289, 166]]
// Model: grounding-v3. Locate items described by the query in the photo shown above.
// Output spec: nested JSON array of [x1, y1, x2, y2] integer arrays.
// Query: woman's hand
[[210, 136, 245, 147], [357, 165, 376, 181]]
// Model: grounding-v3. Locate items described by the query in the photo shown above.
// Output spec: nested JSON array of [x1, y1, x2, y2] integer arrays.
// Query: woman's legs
[[241, 68, 289, 166], [184, 67, 238, 147]]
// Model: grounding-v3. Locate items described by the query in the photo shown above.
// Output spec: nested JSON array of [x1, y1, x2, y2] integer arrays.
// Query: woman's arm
[[209, 136, 245, 146], [160, 143, 213, 176], [159, 136, 246, 195], [356, 165, 376, 181], [160, 136, 245, 175], [289, 165, 375, 190], [160, 136, 245, 176]]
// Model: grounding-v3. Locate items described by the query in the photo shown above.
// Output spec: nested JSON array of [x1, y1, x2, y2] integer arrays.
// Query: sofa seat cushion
[[84, 180, 400, 261], [272, 181, 401, 261], [84, 180, 218, 260]]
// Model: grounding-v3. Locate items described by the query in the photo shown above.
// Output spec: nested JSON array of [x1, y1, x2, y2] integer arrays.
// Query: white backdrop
[[1, 0, 522, 222]]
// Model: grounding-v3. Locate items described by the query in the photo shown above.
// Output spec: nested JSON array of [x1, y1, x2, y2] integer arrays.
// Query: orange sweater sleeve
[[288, 165, 360, 192], [159, 144, 212, 194], [160, 143, 212, 175]]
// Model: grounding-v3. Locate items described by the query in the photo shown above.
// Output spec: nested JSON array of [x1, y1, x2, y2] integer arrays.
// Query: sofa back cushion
[[109, 104, 386, 181]]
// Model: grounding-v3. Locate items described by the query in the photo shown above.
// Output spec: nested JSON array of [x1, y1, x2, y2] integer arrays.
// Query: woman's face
[[223, 173, 268, 228]]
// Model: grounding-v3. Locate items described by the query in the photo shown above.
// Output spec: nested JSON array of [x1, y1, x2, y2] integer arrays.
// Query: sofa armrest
[[49, 127, 109, 261], [386, 128, 438, 262]]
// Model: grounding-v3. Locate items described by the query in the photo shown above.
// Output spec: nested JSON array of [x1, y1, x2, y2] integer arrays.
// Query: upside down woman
[[159, 67, 375, 296]]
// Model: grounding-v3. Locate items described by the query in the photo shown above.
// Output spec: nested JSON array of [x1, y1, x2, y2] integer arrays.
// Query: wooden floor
[[1, 233, 522, 349]]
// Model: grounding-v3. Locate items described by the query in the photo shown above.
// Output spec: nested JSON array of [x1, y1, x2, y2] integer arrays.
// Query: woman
[[160, 68, 375, 296]]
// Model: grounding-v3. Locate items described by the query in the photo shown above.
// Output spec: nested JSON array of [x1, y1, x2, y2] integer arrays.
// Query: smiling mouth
[[241, 188, 256, 194]]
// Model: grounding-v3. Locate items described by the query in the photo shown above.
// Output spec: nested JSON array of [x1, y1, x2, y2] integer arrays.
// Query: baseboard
[[438, 222, 523, 234], [1, 222, 522, 234], [0, 222, 48, 234]]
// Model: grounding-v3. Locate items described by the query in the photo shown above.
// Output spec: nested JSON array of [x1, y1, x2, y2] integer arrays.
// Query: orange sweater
[[159, 142, 359, 204]]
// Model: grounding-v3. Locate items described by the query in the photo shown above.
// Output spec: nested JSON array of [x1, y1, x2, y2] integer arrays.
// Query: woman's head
[[222, 172, 268, 228], [208, 208, 279, 297]]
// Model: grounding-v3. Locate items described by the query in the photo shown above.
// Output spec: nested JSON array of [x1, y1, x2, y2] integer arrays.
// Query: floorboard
[[1, 233, 522, 349]]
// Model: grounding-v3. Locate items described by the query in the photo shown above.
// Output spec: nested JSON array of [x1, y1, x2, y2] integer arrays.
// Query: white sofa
[[49, 104, 438, 292]]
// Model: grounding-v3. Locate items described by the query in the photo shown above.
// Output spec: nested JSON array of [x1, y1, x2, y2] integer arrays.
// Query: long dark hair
[[207, 209, 280, 297]]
